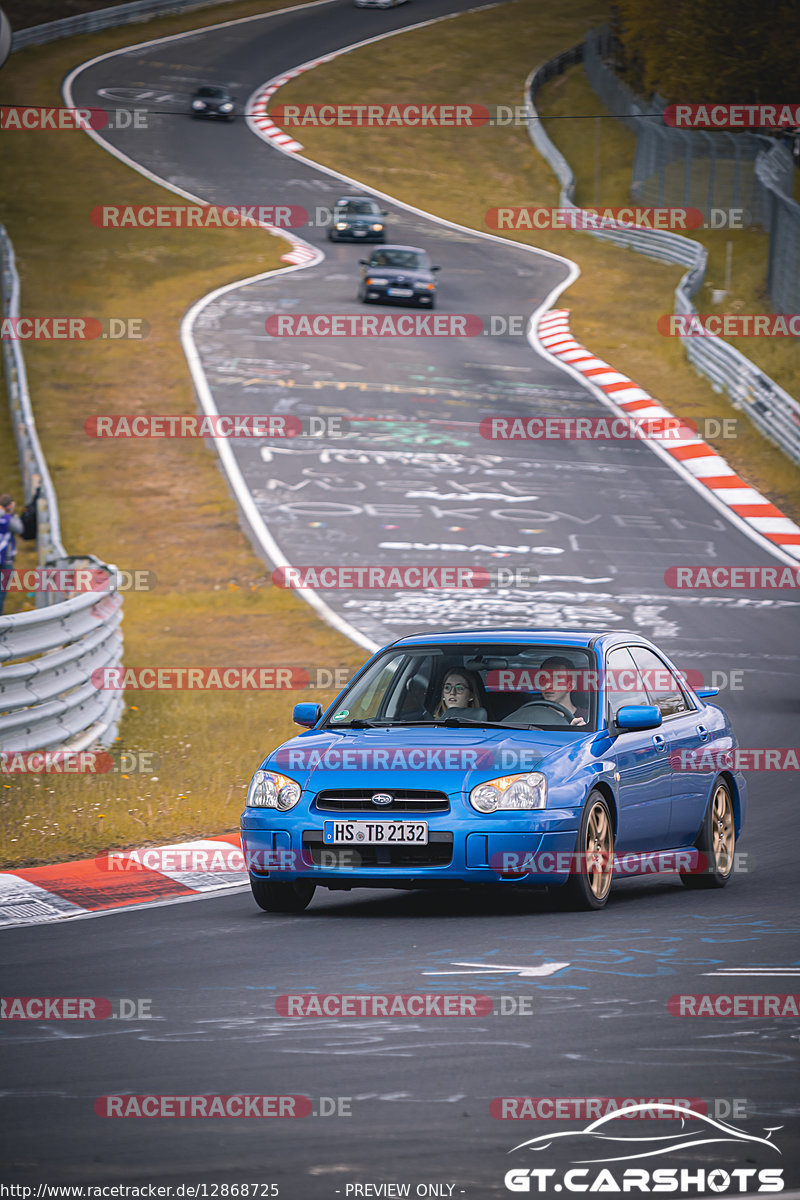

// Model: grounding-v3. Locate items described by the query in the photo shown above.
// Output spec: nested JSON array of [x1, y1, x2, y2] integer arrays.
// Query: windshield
[[369, 249, 429, 270], [197, 87, 228, 98], [336, 200, 380, 216], [325, 643, 598, 731]]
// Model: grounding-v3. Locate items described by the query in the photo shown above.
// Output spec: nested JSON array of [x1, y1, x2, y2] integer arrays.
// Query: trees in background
[[610, 0, 800, 104]]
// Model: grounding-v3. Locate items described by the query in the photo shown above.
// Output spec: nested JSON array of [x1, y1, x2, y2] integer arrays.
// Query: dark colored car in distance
[[329, 197, 387, 242], [358, 245, 440, 307], [191, 85, 236, 120]]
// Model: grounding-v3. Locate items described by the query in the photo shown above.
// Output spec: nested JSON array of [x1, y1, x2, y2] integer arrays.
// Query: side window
[[350, 658, 402, 719], [605, 647, 649, 723], [629, 646, 693, 717]]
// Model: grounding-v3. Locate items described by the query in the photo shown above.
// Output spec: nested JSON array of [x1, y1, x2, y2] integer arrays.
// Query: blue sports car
[[241, 629, 745, 913]]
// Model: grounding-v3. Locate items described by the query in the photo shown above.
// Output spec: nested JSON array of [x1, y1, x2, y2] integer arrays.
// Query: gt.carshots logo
[[503, 1103, 784, 1193]]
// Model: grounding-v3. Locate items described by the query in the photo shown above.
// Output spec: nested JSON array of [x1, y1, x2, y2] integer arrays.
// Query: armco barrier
[[9, 0, 242, 50], [0, 561, 124, 751], [1, 224, 125, 750], [525, 39, 800, 469], [1, 224, 64, 571]]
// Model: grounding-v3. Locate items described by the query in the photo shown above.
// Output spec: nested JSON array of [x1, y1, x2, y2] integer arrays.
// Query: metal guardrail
[[525, 43, 800, 469], [10, 0, 241, 50], [0, 559, 125, 751], [1, 225, 65, 571], [582, 25, 800, 316], [1, 225, 125, 750]]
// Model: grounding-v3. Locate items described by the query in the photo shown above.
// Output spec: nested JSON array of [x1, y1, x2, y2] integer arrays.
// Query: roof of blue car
[[390, 629, 638, 648]]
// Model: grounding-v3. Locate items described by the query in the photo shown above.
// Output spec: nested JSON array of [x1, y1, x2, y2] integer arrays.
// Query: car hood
[[264, 724, 597, 794]]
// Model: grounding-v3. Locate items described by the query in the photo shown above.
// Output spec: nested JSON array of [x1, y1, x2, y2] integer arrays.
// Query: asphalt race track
[[2, 0, 800, 1193]]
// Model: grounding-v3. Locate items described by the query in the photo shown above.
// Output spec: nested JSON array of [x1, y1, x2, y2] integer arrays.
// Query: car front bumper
[[241, 807, 581, 887], [362, 285, 435, 305]]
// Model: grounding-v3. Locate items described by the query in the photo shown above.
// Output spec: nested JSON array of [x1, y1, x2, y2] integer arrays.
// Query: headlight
[[469, 772, 547, 813], [192, 99, 207, 110], [335, 222, 348, 230], [370, 223, 384, 231], [219, 102, 234, 113], [414, 281, 435, 290], [246, 770, 302, 810], [365, 276, 388, 285]]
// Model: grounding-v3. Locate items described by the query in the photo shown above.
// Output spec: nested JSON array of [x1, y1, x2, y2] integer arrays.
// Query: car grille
[[302, 831, 453, 868], [314, 789, 450, 814]]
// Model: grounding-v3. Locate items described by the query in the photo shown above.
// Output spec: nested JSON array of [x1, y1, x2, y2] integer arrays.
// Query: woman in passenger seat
[[433, 668, 486, 718]]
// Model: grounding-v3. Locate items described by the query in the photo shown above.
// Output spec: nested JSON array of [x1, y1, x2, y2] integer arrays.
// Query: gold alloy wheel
[[586, 801, 613, 900], [712, 783, 735, 876]]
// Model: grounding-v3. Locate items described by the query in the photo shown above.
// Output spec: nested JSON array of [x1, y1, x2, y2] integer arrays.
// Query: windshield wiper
[[328, 719, 379, 729]]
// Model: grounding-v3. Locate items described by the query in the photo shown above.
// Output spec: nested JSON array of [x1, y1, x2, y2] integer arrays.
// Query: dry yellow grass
[[0, 0, 365, 868]]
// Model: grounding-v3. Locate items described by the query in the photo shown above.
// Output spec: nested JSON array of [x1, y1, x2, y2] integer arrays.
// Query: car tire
[[250, 877, 316, 912], [556, 791, 614, 911], [680, 778, 735, 889]]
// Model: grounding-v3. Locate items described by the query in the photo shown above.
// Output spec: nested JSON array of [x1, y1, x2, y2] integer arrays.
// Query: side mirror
[[293, 702, 322, 728], [695, 686, 719, 699], [431, 265, 441, 272], [615, 704, 662, 732], [358, 259, 368, 265], [381, 210, 389, 216]]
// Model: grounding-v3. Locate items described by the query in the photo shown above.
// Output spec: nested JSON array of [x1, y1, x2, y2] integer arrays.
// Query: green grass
[[0, 0, 365, 868]]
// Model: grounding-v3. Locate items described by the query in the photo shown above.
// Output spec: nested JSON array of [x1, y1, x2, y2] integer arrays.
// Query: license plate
[[387, 287, 413, 297], [354, 230, 366, 235], [323, 820, 428, 845]]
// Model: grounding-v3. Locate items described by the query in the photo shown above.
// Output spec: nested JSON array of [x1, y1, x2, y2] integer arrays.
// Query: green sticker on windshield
[[332, 709, 349, 721]]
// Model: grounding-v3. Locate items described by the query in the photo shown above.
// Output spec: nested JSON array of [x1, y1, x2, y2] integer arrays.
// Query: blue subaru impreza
[[241, 629, 745, 913]]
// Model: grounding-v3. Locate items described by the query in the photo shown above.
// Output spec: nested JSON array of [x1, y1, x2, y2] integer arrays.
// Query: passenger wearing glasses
[[433, 668, 485, 718]]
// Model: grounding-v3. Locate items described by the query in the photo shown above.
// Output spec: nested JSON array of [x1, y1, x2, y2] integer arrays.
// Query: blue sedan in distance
[[241, 629, 745, 913]]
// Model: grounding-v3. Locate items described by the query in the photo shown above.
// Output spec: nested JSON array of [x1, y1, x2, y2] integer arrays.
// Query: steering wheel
[[515, 700, 577, 726]]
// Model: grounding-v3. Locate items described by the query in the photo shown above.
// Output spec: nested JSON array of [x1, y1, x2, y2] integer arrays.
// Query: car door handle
[[652, 734, 667, 751], [696, 725, 709, 741]]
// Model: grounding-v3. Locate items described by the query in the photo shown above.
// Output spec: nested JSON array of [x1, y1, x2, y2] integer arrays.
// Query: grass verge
[[272, 0, 800, 517], [536, 65, 800, 405], [0, 0, 366, 869]]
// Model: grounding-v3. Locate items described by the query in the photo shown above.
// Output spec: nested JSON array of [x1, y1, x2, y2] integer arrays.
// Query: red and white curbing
[[0, 834, 248, 929], [247, 64, 337, 266], [536, 310, 800, 561], [247, 55, 335, 155]]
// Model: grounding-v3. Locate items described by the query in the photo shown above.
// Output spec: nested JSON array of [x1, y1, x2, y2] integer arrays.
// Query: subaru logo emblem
[[371, 792, 393, 806]]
